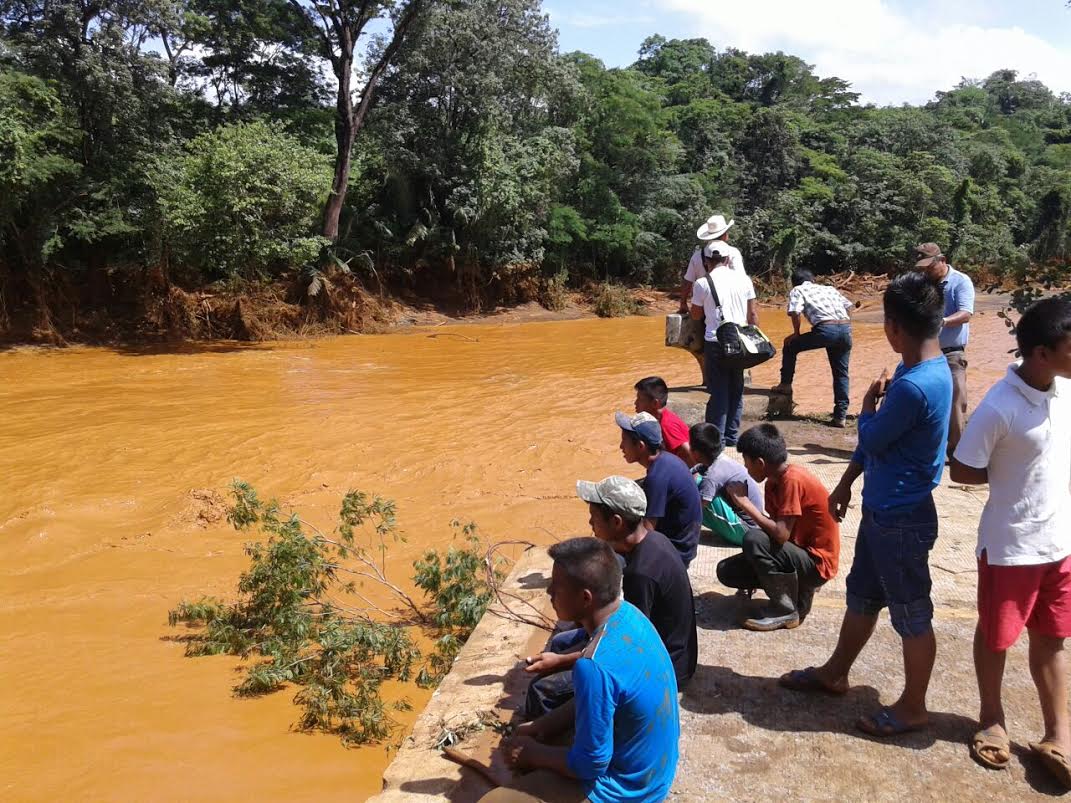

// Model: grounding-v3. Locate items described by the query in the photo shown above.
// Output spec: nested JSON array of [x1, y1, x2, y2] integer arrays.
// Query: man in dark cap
[[914, 243, 975, 457]]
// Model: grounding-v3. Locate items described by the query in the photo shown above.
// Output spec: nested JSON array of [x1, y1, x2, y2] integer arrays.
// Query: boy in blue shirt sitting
[[780, 272, 952, 739], [486, 538, 679, 803]]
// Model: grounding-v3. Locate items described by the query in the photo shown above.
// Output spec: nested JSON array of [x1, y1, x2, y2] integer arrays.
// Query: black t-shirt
[[622, 530, 698, 684]]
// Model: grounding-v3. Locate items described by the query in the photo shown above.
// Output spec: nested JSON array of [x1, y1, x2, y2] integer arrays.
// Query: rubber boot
[[797, 583, 816, 623], [743, 571, 800, 631]]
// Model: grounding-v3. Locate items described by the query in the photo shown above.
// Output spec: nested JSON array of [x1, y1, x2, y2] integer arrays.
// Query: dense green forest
[[1, 0, 1070, 339]]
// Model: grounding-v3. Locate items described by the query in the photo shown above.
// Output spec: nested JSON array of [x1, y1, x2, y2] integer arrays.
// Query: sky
[[544, 0, 1071, 106]]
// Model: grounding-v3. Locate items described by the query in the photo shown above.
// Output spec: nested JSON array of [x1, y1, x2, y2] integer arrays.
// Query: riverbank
[[0, 268, 1010, 347], [371, 388, 1065, 801]]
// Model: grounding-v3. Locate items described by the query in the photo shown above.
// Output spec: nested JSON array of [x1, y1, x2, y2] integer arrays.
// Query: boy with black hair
[[634, 376, 693, 465], [781, 272, 951, 740], [772, 268, 854, 427], [523, 477, 698, 717], [951, 297, 1071, 785], [616, 411, 702, 566], [716, 423, 839, 631], [688, 422, 763, 544], [488, 537, 679, 803]]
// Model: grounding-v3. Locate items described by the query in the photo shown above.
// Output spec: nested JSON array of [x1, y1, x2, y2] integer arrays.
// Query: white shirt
[[787, 281, 852, 325], [690, 265, 756, 342], [684, 243, 745, 281], [954, 364, 1071, 566]]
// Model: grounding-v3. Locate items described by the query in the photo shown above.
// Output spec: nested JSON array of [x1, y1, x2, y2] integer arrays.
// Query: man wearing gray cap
[[617, 411, 702, 566], [523, 476, 697, 717]]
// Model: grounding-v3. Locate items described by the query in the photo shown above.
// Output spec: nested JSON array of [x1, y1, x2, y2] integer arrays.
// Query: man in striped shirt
[[771, 269, 854, 427]]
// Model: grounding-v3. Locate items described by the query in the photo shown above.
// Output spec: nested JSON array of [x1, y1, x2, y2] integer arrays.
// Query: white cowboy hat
[[696, 214, 734, 241]]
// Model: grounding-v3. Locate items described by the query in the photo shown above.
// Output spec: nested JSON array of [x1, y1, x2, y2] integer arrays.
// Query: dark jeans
[[716, 528, 823, 590], [780, 323, 852, 418], [704, 341, 745, 445], [845, 496, 938, 639], [523, 627, 589, 720]]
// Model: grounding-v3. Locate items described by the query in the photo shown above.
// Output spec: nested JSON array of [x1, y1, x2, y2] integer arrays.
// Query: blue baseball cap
[[615, 411, 663, 448]]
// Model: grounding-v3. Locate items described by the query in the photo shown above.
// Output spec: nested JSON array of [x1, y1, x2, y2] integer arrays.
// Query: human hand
[[828, 483, 851, 522], [524, 652, 562, 675], [863, 368, 889, 412]]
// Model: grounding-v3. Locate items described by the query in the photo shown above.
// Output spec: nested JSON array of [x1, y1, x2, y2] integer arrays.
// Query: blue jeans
[[704, 341, 745, 445], [523, 627, 590, 719], [780, 323, 852, 418], [845, 495, 939, 638]]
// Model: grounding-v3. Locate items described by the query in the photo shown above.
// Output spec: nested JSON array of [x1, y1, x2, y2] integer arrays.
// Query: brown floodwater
[[0, 301, 1012, 801]]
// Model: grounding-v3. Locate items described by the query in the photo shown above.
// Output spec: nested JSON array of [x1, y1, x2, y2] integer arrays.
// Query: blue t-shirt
[[852, 356, 952, 512], [644, 452, 702, 564], [568, 601, 680, 803], [939, 266, 975, 350]]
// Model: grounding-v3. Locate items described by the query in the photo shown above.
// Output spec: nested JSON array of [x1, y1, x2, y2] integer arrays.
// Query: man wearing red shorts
[[951, 297, 1071, 787]]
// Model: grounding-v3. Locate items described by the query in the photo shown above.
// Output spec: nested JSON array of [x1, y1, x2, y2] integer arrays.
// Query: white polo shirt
[[690, 265, 756, 342], [954, 363, 1071, 566], [684, 243, 745, 280]]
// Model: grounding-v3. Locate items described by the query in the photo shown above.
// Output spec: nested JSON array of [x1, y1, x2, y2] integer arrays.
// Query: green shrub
[[169, 481, 503, 746], [592, 282, 640, 317], [155, 122, 331, 280], [539, 269, 570, 311]]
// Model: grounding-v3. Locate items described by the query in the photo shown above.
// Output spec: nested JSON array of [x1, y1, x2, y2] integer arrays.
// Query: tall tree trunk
[[323, 37, 355, 243]]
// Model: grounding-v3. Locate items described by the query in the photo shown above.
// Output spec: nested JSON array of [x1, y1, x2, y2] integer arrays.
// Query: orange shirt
[[764, 464, 840, 580]]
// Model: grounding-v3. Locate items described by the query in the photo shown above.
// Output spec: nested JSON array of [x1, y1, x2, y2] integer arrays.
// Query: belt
[[815, 319, 850, 326], [942, 346, 965, 354]]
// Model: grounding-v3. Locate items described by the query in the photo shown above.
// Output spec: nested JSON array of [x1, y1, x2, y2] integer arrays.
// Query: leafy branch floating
[[169, 481, 509, 747]]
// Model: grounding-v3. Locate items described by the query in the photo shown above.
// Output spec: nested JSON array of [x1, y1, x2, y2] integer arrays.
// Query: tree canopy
[[1, 1, 1070, 330]]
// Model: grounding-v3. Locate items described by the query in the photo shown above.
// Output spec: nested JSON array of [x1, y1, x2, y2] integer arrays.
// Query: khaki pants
[[946, 351, 968, 456], [478, 770, 589, 803]]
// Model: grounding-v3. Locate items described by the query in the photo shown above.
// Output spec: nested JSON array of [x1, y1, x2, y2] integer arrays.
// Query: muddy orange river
[[0, 303, 1012, 800]]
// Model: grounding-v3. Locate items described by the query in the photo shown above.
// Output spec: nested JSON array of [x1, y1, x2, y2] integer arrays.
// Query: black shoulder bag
[[702, 269, 776, 370]]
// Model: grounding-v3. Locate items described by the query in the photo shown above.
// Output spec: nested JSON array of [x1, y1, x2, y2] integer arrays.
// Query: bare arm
[[943, 310, 972, 327], [679, 279, 694, 312], [731, 492, 795, 546], [689, 303, 704, 321], [949, 457, 988, 485], [747, 299, 759, 326], [829, 460, 863, 521], [788, 311, 802, 335]]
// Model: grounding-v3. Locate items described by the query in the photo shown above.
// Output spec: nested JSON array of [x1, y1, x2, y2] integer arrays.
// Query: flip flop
[[1030, 741, 1071, 789], [778, 666, 848, 695], [856, 707, 927, 738], [970, 726, 1010, 770]]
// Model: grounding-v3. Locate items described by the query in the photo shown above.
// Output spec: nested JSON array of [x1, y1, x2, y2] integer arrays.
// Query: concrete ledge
[[370, 548, 551, 803]]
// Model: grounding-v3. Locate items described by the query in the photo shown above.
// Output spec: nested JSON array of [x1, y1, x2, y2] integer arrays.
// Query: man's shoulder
[[629, 531, 684, 574], [948, 266, 975, 290]]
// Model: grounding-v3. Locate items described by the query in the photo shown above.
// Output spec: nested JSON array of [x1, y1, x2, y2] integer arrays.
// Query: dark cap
[[914, 242, 944, 268]]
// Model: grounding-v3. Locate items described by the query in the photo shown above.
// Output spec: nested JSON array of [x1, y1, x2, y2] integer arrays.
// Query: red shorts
[[978, 551, 1071, 651]]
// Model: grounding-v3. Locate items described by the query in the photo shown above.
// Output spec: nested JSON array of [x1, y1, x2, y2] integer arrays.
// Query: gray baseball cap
[[615, 411, 663, 448], [576, 476, 648, 518]]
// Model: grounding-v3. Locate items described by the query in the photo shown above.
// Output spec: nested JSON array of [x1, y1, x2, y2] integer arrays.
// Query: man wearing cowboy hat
[[678, 214, 745, 384], [915, 242, 974, 457], [679, 214, 745, 312]]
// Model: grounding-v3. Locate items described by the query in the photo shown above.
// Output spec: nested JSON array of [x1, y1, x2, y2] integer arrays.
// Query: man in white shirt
[[771, 269, 854, 427], [950, 297, 1071, 787], [689, 241, 758, 447]]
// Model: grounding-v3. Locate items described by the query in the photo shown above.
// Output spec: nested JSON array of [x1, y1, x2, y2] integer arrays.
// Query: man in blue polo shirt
[[916, 242, 975, 457]]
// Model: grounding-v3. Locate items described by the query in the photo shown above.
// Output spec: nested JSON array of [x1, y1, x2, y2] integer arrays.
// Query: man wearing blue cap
[[617, 411, 702, 567]]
